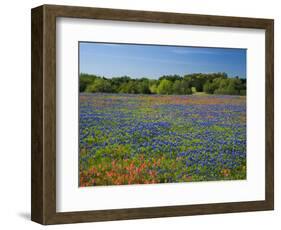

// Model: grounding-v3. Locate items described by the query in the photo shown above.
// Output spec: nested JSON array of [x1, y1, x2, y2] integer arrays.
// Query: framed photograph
[[31, 4, 274, 225]]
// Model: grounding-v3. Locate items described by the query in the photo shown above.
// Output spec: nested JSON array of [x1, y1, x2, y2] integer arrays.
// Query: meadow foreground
[[79, 93, 246, 186]]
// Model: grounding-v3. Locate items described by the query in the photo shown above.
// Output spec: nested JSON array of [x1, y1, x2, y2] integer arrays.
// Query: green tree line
[[80, 72, 246, 95]]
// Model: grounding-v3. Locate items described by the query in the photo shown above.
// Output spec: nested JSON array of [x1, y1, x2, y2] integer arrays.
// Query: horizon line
[[79, 72, 246, 79]]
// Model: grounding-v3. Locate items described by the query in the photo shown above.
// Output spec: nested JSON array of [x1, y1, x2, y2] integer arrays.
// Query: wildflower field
[[79, 93, 246, 186]]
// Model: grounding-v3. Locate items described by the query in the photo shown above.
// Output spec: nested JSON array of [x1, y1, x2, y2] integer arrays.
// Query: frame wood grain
[[31, 4, 274, 225]]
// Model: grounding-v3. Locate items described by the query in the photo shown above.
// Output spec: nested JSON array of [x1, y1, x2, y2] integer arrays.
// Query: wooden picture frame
[[31, 4, 274, 225]]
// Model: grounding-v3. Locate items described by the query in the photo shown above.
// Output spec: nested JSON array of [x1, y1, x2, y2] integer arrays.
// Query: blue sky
[[79, 42, 246, 79]]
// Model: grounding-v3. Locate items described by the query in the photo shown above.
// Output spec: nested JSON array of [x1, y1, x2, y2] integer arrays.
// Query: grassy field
[[79, 93, 246, 186]]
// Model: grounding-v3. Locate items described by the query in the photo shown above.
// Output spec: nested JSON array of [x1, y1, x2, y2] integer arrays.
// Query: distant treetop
[[79, 72, 246, 96]]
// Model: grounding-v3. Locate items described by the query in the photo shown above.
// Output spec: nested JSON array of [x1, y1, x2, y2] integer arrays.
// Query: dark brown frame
[[31, 4, 274, 225]]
